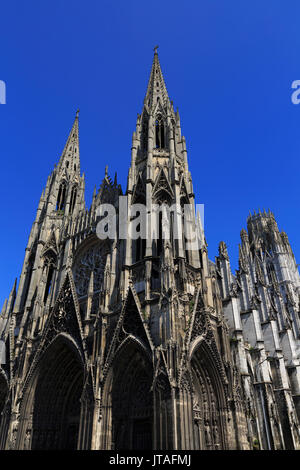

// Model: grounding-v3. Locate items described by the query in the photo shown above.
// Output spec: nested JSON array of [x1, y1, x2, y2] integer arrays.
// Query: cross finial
[[153, 45, 159, 54]]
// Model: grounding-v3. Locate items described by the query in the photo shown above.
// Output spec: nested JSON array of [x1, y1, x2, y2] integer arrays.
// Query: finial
[[153, 45, 159, 54], [76, 108, 80, 118], [105, 165, 108, 177]]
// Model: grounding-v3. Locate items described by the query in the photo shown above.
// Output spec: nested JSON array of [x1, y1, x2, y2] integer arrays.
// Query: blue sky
[[0, 0, 299, 305]]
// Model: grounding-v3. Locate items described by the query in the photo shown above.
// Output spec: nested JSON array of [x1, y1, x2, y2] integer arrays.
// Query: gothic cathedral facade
[[0, 51, 300, 450]]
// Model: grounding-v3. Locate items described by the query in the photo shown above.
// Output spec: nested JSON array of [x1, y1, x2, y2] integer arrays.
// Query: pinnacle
[[0, 299, 7, 316]]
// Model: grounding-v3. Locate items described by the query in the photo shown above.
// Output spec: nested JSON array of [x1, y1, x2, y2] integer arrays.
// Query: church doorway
[[103, 340, 153, 450], [191, 342, 226, 450], [30, 336, 84, 450]]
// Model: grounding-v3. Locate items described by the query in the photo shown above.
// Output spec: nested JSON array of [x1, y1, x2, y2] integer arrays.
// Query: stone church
[[0, 50, 300, 450]]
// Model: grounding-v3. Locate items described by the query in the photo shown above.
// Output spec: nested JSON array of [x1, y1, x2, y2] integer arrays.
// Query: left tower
[[0, 112, 86, 449], [8, 110, 84, 327]]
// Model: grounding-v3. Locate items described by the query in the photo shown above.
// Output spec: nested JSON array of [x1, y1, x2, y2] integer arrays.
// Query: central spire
[[144, 48, 170, 111]]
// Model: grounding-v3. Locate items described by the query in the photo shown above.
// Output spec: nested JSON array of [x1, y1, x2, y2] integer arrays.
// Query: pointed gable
[[179, 174, 190, 202], [41, 230, 58, 258], [102, 286, 154, 381], [26, 271, 86, 380], [97, 167, 122, 206], [132, 172, 146, 203], [152, 166, 174, 203]]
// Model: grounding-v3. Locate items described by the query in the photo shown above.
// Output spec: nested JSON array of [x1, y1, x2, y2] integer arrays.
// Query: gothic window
[[135, 222, 146, 262], [155, 114, 165, 149], [69, 186, 77, 215], [172, 120, 176, 151], [180, 200, 190, 263], [43, 264, 54, 304], [152, 201, 171, 257], [184, 236, 190, 264], [66, 161, 69, 168], [157, 211, 163, 257], [42, 244, 57, 304], [142, 117, 148, 151], [151, 261, 160, 290], [23, 253, 35, 307], [74, 164, 76, 171], [136, 235, 141, 262], [56, 181, 67, 212], [266, 262, 277, 284], [136, 239, 146, 263]]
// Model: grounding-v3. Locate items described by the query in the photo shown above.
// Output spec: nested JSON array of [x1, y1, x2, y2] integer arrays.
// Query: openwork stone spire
[[57, 110, 81, 177], [144, 48, 170, 111]]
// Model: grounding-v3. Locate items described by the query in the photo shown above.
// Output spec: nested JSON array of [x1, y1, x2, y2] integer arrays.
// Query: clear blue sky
[[0, 0, 299, 305]]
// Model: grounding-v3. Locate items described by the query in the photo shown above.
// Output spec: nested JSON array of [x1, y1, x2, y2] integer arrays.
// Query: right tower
[[216, 210, 300, 449]]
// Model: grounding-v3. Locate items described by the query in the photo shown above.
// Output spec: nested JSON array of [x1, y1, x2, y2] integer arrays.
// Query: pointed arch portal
[[22, 336, 84, 450], [191, 342, 227, 450], [102, 339, 153, 450]]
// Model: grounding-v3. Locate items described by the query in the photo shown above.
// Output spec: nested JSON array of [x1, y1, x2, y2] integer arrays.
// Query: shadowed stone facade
[[0, 51, 300, 450]]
